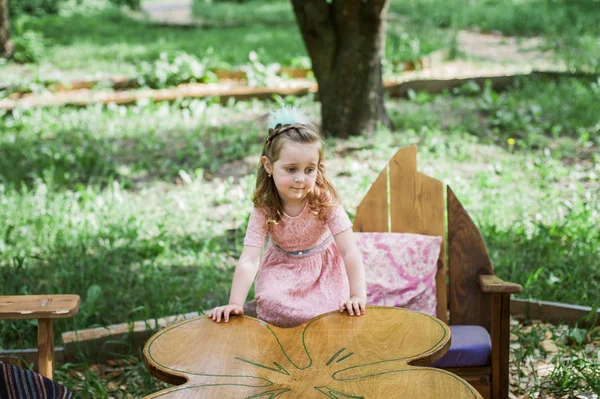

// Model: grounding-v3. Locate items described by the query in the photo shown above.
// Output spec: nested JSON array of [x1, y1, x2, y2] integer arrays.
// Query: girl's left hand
[[339, 297, 366, 316]]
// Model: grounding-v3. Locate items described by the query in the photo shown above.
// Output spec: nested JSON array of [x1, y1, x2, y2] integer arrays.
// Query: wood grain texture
[[479, 275, 522, 294], [37, 318, 54, 379], [353, 164, 389, 233], [447, 186, 494, 330], [388, 148, 446, 323], [491, 294, 511, 399], [143, 307, 481, 398], [0, 295, 80, 320], [499, 294, 510, 399]]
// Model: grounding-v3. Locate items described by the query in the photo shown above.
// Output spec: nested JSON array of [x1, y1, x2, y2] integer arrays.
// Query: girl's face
[[263, 140, 321, 206]]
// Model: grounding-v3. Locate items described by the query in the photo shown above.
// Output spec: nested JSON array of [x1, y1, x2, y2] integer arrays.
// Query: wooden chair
[[0, 295, 80, 380], [352, 145, 522, 399]]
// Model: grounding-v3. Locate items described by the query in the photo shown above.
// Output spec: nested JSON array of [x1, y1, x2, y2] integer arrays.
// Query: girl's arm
[[208, 245, 263, 322], [229, 245, 263, 306], [334, 228, 367, 316]]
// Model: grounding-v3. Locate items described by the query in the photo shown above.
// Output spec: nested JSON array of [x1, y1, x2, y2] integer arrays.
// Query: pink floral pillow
[[355, 232, 442, 316]]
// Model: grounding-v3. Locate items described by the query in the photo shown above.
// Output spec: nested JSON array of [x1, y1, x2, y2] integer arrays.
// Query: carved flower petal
[[317, 367, 480, 398], [300, 308, 448, 375], [145, 316, 309, 385]]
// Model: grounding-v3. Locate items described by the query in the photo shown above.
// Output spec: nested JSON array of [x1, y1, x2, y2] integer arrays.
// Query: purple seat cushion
[[431, 325, 491, 368]]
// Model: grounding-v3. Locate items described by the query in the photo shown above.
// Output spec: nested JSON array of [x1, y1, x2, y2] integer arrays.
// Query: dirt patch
[[458, 31, 560, 69], [139, 1, 193, 25]]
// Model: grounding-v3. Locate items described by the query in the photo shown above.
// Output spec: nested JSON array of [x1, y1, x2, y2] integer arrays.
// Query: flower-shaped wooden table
[[143, 306, 482, 398]]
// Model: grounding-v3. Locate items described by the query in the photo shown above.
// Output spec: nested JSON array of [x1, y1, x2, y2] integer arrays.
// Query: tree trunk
[[291, 0, 392, 138], [0, 0, 12, 59]]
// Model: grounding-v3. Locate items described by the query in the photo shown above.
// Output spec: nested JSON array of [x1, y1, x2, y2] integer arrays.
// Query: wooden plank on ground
[[3, 71, 586, 112], [511, 298, 600, 328], [384, 75, 517, 97], [0, 348, 65, 369], [62, 312, 199, 362], [0, 83, 318, 111]]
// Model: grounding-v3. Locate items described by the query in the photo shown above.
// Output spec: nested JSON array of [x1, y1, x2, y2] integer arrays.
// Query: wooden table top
[[143, 306, 482, 398]]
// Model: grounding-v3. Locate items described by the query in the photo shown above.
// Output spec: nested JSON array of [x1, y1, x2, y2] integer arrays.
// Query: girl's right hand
[[207, 304, 244, 323]]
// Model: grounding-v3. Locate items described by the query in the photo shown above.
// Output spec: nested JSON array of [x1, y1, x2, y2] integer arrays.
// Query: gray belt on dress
[[272, 235, 333, 257]]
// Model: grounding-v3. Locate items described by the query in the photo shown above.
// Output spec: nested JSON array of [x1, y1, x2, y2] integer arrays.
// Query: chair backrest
[[353, 145, 496, 330], [353, 146, 447, 322]]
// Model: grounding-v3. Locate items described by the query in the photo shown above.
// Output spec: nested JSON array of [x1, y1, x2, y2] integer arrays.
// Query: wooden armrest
[[0, 295, 80, 320], [479, 275, 522, 294]]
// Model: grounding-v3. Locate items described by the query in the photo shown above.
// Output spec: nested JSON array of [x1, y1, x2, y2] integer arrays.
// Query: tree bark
[[291, 0, 392, 138], [0, 0, 12, 59]]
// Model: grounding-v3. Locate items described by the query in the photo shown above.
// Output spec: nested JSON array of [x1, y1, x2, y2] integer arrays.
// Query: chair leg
[[491, 293, 510, 399], [37, 318, 54, 380]]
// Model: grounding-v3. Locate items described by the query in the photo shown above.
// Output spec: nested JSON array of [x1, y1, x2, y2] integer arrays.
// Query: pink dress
[[243, 203, 352, 328]]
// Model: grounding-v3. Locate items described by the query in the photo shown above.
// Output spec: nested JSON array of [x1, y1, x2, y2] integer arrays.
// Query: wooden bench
[[0, 295, 80, 379]]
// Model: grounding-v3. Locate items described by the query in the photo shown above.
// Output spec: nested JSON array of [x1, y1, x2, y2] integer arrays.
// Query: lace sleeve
[[243, 208, 268, 247], [327, 205, 353, 236]]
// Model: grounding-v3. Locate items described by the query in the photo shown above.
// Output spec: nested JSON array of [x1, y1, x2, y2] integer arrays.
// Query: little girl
[[208, 107, 366, 328]]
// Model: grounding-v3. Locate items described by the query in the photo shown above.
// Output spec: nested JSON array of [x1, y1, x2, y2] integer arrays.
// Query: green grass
[[395, 76, 600, 153], [389, 0, 600, 72], [0, 98, 270, 346], [389, 0, 600, 37], [510, 320, 600, 397], [1, 3, 599, 393], [1, 0, 447, 86], [0, 80, 598, 396], [0, 99, 265, 188], [50, 355, 171, 397], [3, 0, 599, 86], [16, 7, 306, 74], [2, 77, 599, 349], [191, 0, 295, 26], [388, 76, 600, 306]]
